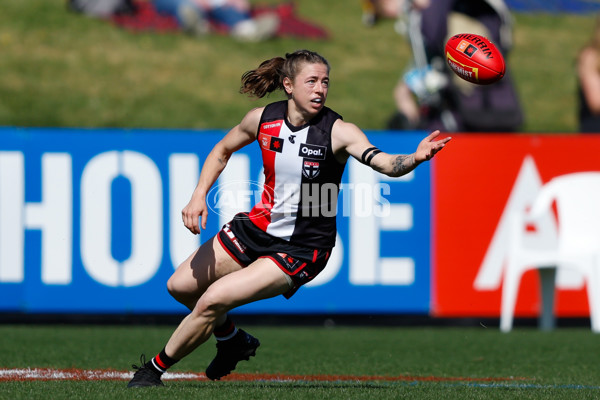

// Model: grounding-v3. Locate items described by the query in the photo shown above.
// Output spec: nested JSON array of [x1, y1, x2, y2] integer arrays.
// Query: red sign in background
[[433, 134, 600, 317]]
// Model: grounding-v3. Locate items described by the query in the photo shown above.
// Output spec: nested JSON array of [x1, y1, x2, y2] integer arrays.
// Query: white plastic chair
[[500, 172, 600, 332]]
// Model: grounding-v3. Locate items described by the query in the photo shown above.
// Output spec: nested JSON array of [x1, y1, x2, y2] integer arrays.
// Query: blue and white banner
[[0, 127, 431, 315], [505, 0, 600, 13]]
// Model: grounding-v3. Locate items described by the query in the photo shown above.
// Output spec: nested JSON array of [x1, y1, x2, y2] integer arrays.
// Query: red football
[[445, 33, 505, 85]]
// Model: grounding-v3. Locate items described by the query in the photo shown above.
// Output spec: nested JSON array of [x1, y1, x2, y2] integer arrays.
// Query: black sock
[[146, 348, 179, 375], [213, 316, 238, 341]]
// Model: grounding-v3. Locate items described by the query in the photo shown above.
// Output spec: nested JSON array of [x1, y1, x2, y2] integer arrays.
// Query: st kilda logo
[[302, 160, 320, 179], [299, 143, 325, 179]]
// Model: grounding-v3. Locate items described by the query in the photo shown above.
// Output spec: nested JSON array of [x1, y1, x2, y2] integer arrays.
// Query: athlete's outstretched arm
[[378, 130, 451, 176], [332, 120, 451, 177], [182, 107, 262, 234]]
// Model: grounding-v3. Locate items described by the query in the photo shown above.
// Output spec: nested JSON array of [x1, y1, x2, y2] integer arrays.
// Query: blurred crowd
[[150, 0, 279, 41], [67, 0, 600, 133], [68, 0, 329, 42]]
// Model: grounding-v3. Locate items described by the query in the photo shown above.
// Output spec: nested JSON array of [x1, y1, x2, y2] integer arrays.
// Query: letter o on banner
[[81, 151, 163, 287]]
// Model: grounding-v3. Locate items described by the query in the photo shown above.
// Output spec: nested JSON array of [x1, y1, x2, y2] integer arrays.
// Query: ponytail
[[240, 50, 330, 98], [240, 57, 285, 98]]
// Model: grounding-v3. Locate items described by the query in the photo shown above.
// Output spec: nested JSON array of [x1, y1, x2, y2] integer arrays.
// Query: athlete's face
[[284, 62, 329, 116]]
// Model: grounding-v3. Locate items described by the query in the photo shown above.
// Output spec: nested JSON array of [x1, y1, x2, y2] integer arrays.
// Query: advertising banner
[[0, 127, 432, 315], [505, 0, 600, 13], [433, 134, 600, 317]]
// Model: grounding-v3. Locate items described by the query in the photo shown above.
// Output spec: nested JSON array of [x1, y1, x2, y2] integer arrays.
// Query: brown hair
[[240, 50, 330, 98]]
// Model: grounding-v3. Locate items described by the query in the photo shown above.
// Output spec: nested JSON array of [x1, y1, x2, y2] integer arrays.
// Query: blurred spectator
[[577, 15, 600, 133], [361, 0, 402, 26], [68, 0, 137, 17], [386, 0, 523, 132], [69, 1, 328, 41], [361, 0, 429, 28], [153, 0, 279, 41]]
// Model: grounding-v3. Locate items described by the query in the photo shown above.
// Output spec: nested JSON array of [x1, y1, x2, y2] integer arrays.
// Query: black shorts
[[217, 213, 332, 298]]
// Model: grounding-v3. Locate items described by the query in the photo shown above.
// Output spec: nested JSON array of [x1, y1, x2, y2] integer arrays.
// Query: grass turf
[[0, 324, 599, 399]]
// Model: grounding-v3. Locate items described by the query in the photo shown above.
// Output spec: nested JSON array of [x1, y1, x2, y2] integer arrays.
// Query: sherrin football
[[445, 33, 505, 85]]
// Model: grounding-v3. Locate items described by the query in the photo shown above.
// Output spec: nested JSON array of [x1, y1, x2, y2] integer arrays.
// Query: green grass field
[[0, 0, 595, 132], [1, 324, 599, 399]]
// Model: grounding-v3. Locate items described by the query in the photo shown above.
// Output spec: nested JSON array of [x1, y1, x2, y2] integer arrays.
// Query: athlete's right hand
[[182, 194, 207, 235]]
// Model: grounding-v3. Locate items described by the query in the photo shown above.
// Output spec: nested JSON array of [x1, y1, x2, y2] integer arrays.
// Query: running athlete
[[127, 49, 451, 387]]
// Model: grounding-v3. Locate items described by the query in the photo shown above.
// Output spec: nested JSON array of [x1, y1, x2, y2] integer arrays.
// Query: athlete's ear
[[283, 76, 293, 96]]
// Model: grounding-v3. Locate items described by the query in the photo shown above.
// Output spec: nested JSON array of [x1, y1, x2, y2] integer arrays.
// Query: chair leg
[[500, 263, 523, 332], [538, 268, 556, 331], [586, 261, 600, 333]]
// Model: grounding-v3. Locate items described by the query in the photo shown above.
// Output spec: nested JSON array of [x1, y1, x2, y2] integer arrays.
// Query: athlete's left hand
[[182, 193, 208, 235], [415, 130, 452, 163]]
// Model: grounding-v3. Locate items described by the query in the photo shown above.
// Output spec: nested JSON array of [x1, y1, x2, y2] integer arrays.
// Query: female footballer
[[128, 49, 451, 387]]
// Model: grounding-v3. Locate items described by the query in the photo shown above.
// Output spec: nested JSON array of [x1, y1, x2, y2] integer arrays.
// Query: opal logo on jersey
[[299, 143, 326, 160]]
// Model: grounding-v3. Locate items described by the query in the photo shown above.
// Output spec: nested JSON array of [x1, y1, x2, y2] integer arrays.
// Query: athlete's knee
[[194, 287, 231, 319], [167, 275, 196, 307], [166, 275, 181, 298]]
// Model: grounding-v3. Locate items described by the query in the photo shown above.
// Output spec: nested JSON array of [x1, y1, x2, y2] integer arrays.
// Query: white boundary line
[[0, 368, 204, 381]]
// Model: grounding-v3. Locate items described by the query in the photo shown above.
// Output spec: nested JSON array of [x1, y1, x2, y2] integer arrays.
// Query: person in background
[[67, 0, 137, 17], [126, 49, 451, 388], [153, 0, 279, 41], [577, 15, 600, 132], [360, 0, 403, 26]]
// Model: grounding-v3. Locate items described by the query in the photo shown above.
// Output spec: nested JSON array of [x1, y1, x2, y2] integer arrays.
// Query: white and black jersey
[[248, 101, 345, 249]]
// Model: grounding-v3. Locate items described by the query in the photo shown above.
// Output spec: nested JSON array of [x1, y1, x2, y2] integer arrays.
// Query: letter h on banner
[[0, 152, 72, 284]]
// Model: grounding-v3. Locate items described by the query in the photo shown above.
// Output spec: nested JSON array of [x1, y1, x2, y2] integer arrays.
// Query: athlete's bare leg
[[167, 235, 241, 311], [166, 235, 245, 340], [164, 258, 291, 360]]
